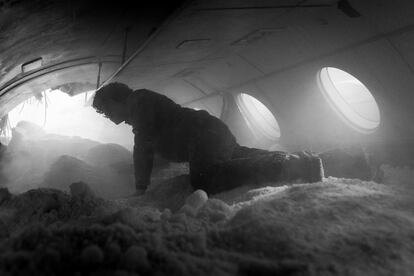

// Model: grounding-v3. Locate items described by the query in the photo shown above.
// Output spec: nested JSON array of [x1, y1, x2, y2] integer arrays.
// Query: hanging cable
[[95, 1, 190, 90], [0, 114, 12, 143], [43, 90, 49, 127], [19, 100, 26, 114], [84, 1, 190, 106]]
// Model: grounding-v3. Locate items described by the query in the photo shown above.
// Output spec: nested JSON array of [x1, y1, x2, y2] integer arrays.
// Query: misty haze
[[0, 1, 413, 276]]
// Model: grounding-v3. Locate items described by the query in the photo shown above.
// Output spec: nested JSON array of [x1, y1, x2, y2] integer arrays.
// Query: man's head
[[93, 82, 133, 124]]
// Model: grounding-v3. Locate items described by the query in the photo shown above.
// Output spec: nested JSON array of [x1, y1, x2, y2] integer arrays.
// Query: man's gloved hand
[[133, 188, 147, 196], [124, 186, 147, 198], [135, 181, 149, 196]]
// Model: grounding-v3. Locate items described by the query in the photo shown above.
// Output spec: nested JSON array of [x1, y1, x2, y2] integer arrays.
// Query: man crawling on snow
[[92, 82, 324, 195]]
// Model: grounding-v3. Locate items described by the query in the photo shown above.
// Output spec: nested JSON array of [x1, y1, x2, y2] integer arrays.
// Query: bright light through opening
[[318, 67, 380, 132], [236, 93, 281, 140], [5, 89, 133, 150]]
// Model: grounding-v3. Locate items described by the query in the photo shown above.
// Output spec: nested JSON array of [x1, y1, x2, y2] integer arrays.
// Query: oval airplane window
[[318, 67, 380, 132], [236, 93, 281, 140]]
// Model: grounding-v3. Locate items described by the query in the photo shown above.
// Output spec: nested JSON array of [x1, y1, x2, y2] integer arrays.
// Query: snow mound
[[1, 125, 413, 275], [43, 155, 135, 199], [85, 143, 133, 168], [0, 172, 412, 275]]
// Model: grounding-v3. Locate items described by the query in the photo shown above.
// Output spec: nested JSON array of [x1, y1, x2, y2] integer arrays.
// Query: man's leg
[[192, 149, 324, 194], [231, 145, 269, 158], [319, 147, 372, 180], [233, 145, 324, 183], [191, 153, 281, 194], [188, 117, 237, 193], [187, 113, 323, 194]]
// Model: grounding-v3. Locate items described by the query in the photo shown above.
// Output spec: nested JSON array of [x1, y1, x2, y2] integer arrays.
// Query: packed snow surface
[[0, 129, 413, 275]]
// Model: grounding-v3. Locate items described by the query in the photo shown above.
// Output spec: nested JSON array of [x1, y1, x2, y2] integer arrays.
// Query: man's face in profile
[[98, 99, 127, 125]]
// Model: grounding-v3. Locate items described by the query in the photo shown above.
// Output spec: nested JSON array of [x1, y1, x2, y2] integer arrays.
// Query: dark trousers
[[186, 112, 323, 194], [190, 144, 324, 194], [192, 146, 289, 194]]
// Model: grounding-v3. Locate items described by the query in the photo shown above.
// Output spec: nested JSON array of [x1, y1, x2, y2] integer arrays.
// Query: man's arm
[[128, 91, 159, 192], [133, 134, 154, 191]]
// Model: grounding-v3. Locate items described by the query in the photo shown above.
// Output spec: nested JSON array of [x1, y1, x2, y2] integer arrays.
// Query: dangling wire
[[43, 90, 49, 127], [0, 114, 12, 143], [34, 91, 43, 107], [0, 115, 7, 136], [19, 100, 26, 114], [7, 116, 12, 139]]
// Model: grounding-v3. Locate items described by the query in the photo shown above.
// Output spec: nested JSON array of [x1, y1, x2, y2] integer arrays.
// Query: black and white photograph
[[0, 0, 413, 275]]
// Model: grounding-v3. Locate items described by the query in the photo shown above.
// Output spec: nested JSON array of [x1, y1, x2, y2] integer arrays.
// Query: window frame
[[236, 92, 281, 141], [317, 67, 381, 133]]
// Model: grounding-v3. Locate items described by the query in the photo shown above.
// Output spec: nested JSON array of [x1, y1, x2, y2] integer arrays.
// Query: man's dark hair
[[93, 82, 133, 114]]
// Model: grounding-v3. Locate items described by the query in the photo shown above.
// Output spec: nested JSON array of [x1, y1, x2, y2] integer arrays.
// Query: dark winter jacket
[[125, 89, 236, 189]]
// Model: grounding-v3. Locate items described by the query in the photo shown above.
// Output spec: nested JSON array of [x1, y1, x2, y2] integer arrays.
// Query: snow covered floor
[[0, 168, 413, 276], [0, 127, 413, 275]]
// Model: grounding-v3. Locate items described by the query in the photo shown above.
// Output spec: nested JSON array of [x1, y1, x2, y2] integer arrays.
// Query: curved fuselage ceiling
[[1, 0, 414, 164], [0, 0, 184, 113]]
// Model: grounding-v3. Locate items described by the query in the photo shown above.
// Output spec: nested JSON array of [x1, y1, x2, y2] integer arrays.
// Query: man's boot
[[282, 151, 324, 183]]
